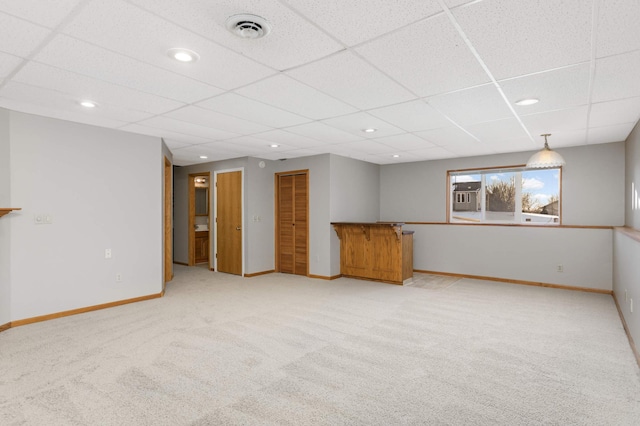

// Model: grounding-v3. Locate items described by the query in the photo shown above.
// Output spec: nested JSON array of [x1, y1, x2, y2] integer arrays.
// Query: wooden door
[[216, 171, 242, 275], [277, 171, 308, 276]]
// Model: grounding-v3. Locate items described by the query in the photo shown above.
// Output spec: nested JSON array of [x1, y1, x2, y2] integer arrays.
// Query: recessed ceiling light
[[392, 154, 401, 158], [515, 98, 539, 106], [269, 144, 280, 148], [167, 48, 200, 63], [362, 128, 377, 133], [80, 100, 97, 108], [199, 155, 208, 159]]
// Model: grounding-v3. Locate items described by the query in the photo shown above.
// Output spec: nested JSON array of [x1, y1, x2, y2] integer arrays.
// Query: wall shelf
[[0, 208, 21, 218]]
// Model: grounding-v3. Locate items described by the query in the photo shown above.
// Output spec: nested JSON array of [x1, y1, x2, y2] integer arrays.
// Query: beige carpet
[[1, 265, 639, 425]]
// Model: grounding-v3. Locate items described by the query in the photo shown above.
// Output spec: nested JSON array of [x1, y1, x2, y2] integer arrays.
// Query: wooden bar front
[[332, 222, 413, 285]]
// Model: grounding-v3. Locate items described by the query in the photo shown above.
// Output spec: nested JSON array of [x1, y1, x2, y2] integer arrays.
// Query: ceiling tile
[[236, 74, 358, 120], [331, 139, 397, 155], [33, 35, 223, 103], [128, 0, 343, 70], [592, 50, 640, 103], [158, 139, 192, 151], [120, 124, 211, 146], [250, 129, 324, 149], [172, 143, 242, 164], [12, 62, 184, 114], [63, 0, 275, 91], [0, 51, 22, 79], [589, 97, 640, 129], [281, 0, 443, 46], [368, 100, 451, 132], [196, 93, 310, 128], [587, 122, 635, 144], [0, 12, 52, 57], [287, 51, 415, 109], [372, 133, 436, 151], [0, 0, 82, 28], [405, 146, 457, 161], [451, 0, 592, 79], [259, 148, 324, 161], [464, 118, 533, 145], [596, 0, 640, 58], [415, 125, 481, 147], [166, 106, 271, 135], [321, 112, 405, 139], [356, 14, 489, 97], [427, 83, 513, 125], [0, 81, 152, 123], [521, 106, 589, 138], [285, 122, 364, 144], [500, 63, 590, 114], [138, 116, 239, 140], [535, 129, 586, 148]]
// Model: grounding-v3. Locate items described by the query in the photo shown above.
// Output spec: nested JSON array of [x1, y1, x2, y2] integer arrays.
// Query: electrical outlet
[[105, 249, 112, 259], [556, 265, 563, 273], [116, 273, 122, 282]]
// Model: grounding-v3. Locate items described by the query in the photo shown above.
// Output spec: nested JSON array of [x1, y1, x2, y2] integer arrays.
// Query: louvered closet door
[[278, 172, 308, 276]]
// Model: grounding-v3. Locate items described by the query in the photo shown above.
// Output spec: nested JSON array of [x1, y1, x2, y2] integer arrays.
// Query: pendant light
[[526, 134, 565, 168]]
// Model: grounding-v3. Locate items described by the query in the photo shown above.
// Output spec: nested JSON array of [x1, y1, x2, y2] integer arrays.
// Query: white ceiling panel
[[372, 133, 436, 151], [138, 116, 239, 141], [464, 118, 533, 145], [128, 0, 343, 70], [596, 0, 640, 58], [63, 0, 276, 90], [285, 122, 364, 144], [12, 62, 185, 115], [332, 139, 397, 155], [258, 148, 324, 161], [587, 123, 635, 145], [500, 64, 591, 115], [250, 129, 324, 149], [119, 124, 210, 146], [356, 14, 489, 97], [589, 97, 640, 129], [405, 146, 457, 161], [0, 81, 152, 123], [287, 51, 415, 110], [368, 100, 452, 132], [172, 143, 243, 165], [157, 139, 192, 151], [236, 74, 358, 120], [0, 0, 83, 28], [592, 50, 640, 103], [535, 129, 587, 148], [33, 35, 223, 103], [166, 106, 271, 135], [0, 12, 52, 57], [427, 83, 513, 126], [322, 112, 405, 139], [196, 93, 310, 128], [451, 0, 592, 80], [0, 51, 22, 79], [483, 137, 536, 155], [415, 125, 481, 148], [282, 0, 444, 46], [521, 107, 589, 137]]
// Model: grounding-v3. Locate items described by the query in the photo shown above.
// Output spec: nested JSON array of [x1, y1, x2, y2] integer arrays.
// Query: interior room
[[1, 1, 640, 424]]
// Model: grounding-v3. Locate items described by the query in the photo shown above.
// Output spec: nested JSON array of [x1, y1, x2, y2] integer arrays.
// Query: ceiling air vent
[[226, 14, 272, 39]]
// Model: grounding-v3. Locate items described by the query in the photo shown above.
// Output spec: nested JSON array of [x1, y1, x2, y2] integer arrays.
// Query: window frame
[[446, 164, 563, 226]]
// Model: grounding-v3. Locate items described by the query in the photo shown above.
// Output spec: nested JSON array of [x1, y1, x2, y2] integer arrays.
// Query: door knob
[[236, 226, 241, 230]]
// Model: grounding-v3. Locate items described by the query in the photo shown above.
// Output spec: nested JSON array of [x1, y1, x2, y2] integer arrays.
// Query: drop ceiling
[[1, 0, 639, 166]]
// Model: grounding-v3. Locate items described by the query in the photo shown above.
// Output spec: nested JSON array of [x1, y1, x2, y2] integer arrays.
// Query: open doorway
[[188, 172, 211, 267]]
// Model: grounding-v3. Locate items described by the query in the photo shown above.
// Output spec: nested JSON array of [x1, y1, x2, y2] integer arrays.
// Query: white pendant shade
[[526, 134, 565, 168]]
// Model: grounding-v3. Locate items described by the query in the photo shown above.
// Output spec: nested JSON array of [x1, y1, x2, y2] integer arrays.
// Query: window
[[448, 166, 561, 225]]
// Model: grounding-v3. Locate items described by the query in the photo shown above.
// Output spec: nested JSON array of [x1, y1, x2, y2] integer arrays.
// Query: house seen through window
[[448, 166, 561, 225]]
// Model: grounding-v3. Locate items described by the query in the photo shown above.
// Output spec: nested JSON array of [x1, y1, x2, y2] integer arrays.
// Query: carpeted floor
[[1, 265, 639, 425]]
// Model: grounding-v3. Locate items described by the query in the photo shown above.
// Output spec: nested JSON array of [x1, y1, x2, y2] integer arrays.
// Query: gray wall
[[380, 142, 625, 290], [7, 111, 164, 321], [0, 108, 10, 325]]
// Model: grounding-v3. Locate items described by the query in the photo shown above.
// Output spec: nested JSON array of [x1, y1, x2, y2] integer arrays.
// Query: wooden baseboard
[[10, 292, 164, 328], [414, 270, 613, 295], [308, 274, 342, 280], [244, 270, 275, 277], [173, 261, 189, 266], [0, 322, 10, 333], [612, 291, 640, 368]]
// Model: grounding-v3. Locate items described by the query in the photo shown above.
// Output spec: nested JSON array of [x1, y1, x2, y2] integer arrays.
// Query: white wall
[[0, 108, 11, 325], [380, 142, 625, 290], [626, 122, 640, 229], [8, 112, 164, 321]]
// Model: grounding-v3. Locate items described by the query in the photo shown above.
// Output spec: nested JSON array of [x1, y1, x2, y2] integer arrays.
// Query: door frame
[[188, 172, 211, 266], [214, 168, 244, 275], [164, 156, 172, 288], [274, 169, 309, 275]]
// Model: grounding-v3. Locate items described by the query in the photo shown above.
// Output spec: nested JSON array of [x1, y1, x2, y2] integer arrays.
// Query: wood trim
[[0, 322, 10, 333], [0, 208, 21, 218], [173, 261, 188, 266], [612, 291, 640, 368], [164, 156, 173, 286], [10, 292, 164, 328], [244, 270, 275, 277], [308, 274, 342, 280], [403, 221, 612, 229], [615, 226, 640, 244], [414, 269, 613, 295]]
